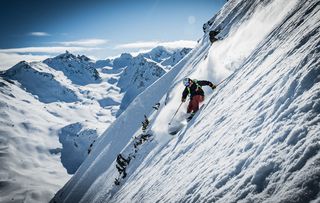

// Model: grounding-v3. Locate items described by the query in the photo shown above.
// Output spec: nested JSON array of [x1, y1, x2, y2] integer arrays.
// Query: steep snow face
[[52, 0, 320, 203], [43, 51, 101, 85]]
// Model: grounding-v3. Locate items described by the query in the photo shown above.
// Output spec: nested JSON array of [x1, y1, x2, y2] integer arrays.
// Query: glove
[[211, 84, 217, 90], [181, 98, 186, 102]]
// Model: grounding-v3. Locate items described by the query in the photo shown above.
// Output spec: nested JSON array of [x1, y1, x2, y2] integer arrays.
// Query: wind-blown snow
[[52, 0, 320, 203]]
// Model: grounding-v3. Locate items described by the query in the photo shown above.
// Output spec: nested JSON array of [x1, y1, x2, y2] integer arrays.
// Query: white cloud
[[29, 32, 51, 36], [159, 40, 197, 49], [58, 39, 108, 47], [0, 45, 106, 66], [0, 53, 51, 70], [115, 41, 159, 49], [0, 46, 102, 69], [129, 49, 152, 57], [115, 40, 196, 50], [0, 46, 100, 54]]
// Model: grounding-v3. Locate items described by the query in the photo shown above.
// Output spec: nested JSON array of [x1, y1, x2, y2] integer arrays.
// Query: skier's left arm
[[198, 80, 217, 90]]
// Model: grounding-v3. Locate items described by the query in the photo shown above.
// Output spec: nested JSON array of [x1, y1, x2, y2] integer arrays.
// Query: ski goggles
[[183, 80, 190, 86]]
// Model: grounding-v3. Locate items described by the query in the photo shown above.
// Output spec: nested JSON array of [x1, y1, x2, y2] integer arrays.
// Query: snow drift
[[53, 0, 320, 202]]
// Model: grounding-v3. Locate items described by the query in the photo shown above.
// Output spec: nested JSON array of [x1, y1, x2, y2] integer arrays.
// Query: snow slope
[[52, 0, 320, 202], [0, 46, 191, 203], [0, 61, 114, 203], [0, 77, 72, 203]]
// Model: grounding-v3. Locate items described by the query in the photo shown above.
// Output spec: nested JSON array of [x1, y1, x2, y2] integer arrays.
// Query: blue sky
[[0, 0, 225, 68]]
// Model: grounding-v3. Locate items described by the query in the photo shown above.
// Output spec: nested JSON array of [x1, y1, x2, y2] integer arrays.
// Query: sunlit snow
[[52, 0, 320, 202]]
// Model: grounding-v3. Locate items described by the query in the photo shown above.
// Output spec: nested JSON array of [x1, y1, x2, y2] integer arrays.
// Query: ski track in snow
[[53, 0, 320, 202]]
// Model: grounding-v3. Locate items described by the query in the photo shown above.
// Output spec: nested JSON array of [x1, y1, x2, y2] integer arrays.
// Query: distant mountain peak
[[17, 60, 28, 65], [78, 54, 92, 62], [43, 51, 101, 85], [150, 45, 170, 52], [4, 60, 34, 77], [52, 51, 93, 63], [3, 61, 78, 103], [55, 50, 77, 60], [119, 53, 133, 58], [112, 53, 133, 69]]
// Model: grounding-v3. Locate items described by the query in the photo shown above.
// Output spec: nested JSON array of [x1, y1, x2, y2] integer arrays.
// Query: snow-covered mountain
[[0, 61, 111, 203], [0, 76, 72, 203], [0, 46, 190, 203], [117, 54, 166, 115], [160, 47, 192, 68], [43, 51, 101, 85], [3, 61, 78, 103], [141, 46, 192, 69], [51, 0, 320, 203], [97, 46, 191, 115]]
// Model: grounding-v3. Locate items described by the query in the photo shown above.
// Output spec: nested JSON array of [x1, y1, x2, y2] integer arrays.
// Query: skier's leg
[[187, 96, 204, 121], [187, 101, 193, 113], [193, 95, 204, 113], [188, 96, 202, 113], [187, 97, 197, 113]]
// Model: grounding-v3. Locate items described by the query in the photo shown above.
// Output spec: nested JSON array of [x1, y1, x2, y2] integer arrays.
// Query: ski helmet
[[183, 78, 191, 86]]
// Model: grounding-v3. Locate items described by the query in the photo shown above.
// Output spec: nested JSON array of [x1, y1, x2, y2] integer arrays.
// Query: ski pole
[[168, 102, 183, 125]]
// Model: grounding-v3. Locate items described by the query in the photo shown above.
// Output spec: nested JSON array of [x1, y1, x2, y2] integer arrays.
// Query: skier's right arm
[[181, 88, 188, 102]]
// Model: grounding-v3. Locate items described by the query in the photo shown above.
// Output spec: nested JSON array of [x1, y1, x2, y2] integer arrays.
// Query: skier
[[116, 154, 130, 178], [181, 78, 216, 121]]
